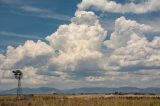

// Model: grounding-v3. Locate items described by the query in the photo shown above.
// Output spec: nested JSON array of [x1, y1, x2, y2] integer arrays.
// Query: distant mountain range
[[0, 87, 61, 95], [0, 87, 160, 95]]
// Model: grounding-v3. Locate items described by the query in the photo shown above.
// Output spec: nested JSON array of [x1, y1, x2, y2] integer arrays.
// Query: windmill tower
[[12, 70, 23, 97]]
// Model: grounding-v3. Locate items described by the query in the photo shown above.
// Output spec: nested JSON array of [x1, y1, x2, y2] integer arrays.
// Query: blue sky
[[0, 0, 81, 52], [0, 0, 160, 90], [1, 0, 160, 52]]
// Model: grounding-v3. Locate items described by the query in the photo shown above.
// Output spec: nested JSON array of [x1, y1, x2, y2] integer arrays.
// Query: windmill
[[12, 70, 23, 97]]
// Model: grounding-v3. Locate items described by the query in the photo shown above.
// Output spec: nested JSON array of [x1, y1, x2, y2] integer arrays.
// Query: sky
[[0, 0, 160, 90]]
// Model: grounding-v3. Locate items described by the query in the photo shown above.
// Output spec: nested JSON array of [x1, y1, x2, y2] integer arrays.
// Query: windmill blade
[[12, 71, 16, 74]]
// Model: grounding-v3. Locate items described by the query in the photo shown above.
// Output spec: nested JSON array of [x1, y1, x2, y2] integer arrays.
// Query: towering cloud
[[0, 10, 107, 85], [104, 17, 160, 71], [105, 16, 152, 49], [46, 11, 106, 72], [0, 3, 160, 88]]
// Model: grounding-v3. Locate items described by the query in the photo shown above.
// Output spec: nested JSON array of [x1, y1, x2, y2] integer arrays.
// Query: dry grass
[[0, 94, 160, 106]]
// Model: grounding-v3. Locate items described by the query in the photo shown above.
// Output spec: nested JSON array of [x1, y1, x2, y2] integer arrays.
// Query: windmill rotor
[[12, 70, 23, 80]]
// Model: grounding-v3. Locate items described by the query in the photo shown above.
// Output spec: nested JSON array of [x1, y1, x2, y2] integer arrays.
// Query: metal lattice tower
[[12, 70, 23, 97]]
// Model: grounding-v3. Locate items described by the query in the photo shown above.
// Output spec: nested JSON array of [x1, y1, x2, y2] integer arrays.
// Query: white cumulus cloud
[[105, 16, 152, 49], [78, 0, 160, 14], [46, 10, 107, 72], [0, 9, 160, 88]]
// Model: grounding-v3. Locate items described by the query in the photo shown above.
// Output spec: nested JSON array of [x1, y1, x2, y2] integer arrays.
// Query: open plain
[[0, 94, 160, 106]]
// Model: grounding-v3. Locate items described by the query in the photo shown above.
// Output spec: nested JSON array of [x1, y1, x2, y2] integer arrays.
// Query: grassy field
[[0, 94, 160, 106]]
